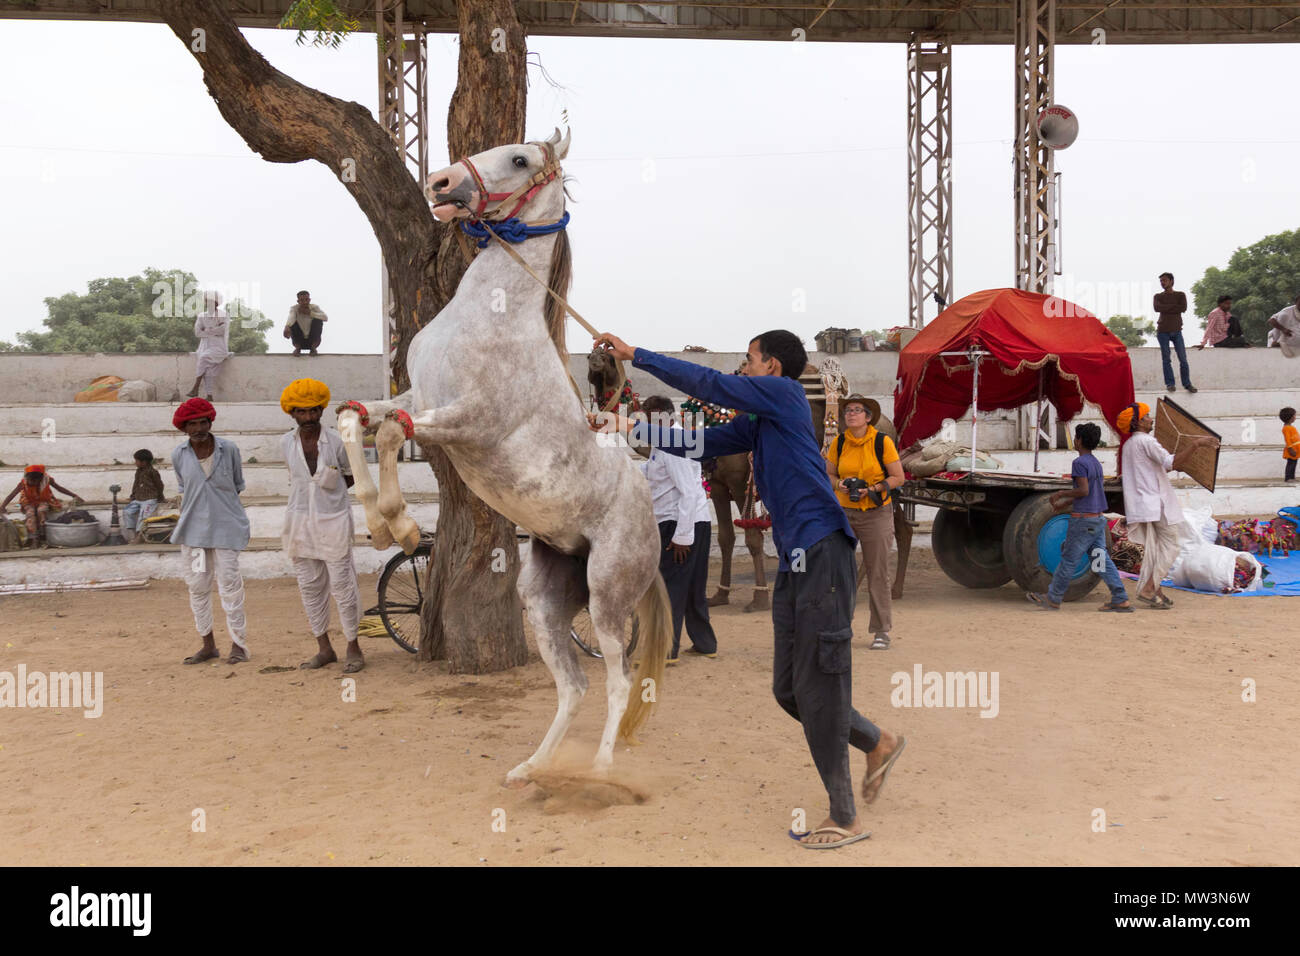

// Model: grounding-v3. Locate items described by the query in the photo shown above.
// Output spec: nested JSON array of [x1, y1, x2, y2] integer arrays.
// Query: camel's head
[[426, 127, 570, 223], [588, 348, 615, 377]]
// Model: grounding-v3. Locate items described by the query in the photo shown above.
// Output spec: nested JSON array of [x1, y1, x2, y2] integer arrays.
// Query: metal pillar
[[907, 38, 953, 329], [1013, 0, 1056, 294], [377, 0, 429, 396]]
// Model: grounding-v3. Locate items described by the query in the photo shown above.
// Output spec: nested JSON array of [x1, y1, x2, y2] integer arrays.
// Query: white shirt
[[1270, 305, 1300, 358], [1121, 431, 1183, 525], [280, 426, 354, 561], [287, 303, 328, 336], [640, 434, 710, 546]]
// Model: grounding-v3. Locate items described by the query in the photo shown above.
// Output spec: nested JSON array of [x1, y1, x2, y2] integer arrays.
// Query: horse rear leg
[[586, 532, 666, 774], [506, 539, 588, 788], [337, 408, 393, 549]]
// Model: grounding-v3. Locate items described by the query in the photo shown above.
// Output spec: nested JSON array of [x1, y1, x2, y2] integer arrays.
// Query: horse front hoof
[[504, 763, 534, 789]]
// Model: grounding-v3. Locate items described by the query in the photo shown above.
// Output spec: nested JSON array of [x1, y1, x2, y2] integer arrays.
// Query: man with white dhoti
[[189, 292, 230, 400], [279, 378, 364, 674], [1117, 402, 1218, 609], [171, 398, 252, 664], [1267, 294, 1300, 357]]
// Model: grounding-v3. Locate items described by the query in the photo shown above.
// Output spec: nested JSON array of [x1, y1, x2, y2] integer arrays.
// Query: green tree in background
[[1105, 314, 1154, 348], [1193, 228, 1300, 344], [0, 268, 272, 353]]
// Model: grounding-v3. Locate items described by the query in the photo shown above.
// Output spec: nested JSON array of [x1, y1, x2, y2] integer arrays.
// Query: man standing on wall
[[1153, 272, 1198, 393]]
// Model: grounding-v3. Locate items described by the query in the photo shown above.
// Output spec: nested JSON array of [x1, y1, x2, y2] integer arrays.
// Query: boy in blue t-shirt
[[1027, 423, 1132, 611]]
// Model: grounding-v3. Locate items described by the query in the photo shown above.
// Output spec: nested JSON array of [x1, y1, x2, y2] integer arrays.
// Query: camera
[[844, 478, 885, 507]]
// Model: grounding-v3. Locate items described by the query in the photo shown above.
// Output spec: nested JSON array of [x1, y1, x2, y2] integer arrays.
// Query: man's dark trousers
[[290, 319, 324, 351], [772, 530, 881, 826], [657, 520, 718, 656]]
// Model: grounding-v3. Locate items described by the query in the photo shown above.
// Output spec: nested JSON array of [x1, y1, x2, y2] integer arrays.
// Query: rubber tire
[[1001, 493, 1100, 602], [377, 542, 433, 653], [930, 508, 1014, 589]]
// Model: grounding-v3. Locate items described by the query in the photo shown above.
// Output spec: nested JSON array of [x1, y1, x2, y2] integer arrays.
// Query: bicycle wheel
[[569, 608, 640, 660], [377, 541, 433, 654]]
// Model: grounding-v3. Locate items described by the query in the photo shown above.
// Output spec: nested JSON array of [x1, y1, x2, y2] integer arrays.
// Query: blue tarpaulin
[[1122, 551, 1300, 597]]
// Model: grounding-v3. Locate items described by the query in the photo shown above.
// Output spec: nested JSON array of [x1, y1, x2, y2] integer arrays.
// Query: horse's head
[[426, 127, 570, 223]]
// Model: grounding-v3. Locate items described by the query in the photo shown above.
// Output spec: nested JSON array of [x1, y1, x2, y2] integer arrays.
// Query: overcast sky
[[1, 20, 1297, 356]]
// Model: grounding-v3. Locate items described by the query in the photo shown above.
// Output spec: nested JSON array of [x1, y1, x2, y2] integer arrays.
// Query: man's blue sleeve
[[630, 416, 755, 460], [632, 349, 795, 417]]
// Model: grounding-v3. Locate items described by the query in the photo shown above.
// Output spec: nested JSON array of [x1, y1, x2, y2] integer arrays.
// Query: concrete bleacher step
[[7, 462, 441, 503], [0, 401, 299, 435]]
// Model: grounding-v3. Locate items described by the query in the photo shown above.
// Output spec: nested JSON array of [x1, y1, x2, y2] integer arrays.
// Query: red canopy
[[894, 288, 1135, 448]]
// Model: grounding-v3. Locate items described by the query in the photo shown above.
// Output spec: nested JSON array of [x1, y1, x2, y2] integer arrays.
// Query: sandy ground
[[1, 550, 1296, 867]]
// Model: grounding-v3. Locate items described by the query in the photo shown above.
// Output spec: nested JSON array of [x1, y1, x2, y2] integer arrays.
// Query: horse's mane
[[544, 228, 572, 362]]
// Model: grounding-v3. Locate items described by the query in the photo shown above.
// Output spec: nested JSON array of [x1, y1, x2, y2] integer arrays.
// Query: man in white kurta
[[1118, 402, 1217, 608], [279, 378, 364, 673], [1268, 295, 1300, 358], [189, 292, 230, 400]]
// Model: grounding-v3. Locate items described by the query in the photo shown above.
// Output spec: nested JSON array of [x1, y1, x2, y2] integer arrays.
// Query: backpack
[[836, 431, 892, 506]]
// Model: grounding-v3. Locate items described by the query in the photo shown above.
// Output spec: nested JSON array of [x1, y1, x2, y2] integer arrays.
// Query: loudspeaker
[[1036, 104, 1078, 149]]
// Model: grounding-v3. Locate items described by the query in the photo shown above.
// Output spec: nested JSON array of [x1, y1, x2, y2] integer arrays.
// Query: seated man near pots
[[1, 465, 85, 549]]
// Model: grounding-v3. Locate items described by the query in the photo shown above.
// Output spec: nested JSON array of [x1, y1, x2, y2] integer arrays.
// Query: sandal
[[869, 633, 891, 650], [1025, 592, 1060, 611], [1098, 601, 1134, 613], [1136, 594, 1170, 610]]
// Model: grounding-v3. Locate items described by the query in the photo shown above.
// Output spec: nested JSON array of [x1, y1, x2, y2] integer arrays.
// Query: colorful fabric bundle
[[1216, 517, 1300, 556]]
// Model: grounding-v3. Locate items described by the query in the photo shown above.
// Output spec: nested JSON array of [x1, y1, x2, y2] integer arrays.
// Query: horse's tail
[[617, 572, 670, 743]]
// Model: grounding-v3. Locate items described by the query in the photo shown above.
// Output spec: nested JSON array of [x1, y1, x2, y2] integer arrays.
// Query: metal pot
[[44, 521, 104, 548]]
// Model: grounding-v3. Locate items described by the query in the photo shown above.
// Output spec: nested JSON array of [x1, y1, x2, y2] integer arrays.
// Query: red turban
[[173, 397, 217, 431]]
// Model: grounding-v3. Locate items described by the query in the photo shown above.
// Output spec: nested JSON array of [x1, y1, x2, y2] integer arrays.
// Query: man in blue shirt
[[1027, 422, 1131, 611], [592, 330, 906, 849]]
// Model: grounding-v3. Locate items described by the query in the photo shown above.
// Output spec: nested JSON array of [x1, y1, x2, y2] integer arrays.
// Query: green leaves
[[278, 0, 361, 48], [1192, 228, 1300, 344], [1104, 314, 1154, 348], [3, 268, 272, 354]]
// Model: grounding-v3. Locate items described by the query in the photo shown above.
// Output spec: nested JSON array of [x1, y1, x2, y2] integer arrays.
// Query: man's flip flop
[[342, 657, 365, 674], [789, 827, 872, 850], [1136, 595, 1170, 610], [1098, 602, 1134, 613], [863, 735, 908, 804]]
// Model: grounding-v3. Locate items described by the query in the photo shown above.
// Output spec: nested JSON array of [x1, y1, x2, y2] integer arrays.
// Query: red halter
[[456, 141, 561, 222]]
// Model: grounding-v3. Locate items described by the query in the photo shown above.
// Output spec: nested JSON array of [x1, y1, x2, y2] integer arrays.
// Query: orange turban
[[280, 378, 331, 415], [1115, 402, 1149, 434], [24, 464, 46, 474]]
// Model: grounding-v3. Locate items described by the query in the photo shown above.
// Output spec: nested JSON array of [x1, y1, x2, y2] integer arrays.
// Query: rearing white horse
[[336, 129, 670, 786]]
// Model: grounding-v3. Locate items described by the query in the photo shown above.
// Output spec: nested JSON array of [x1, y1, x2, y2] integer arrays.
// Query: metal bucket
[[44, 521, 104, 548]]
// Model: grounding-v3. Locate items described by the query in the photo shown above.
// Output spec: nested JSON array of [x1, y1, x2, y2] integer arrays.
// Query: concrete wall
[[0, 353, 386, 404], [1, 347, 1288, 406]]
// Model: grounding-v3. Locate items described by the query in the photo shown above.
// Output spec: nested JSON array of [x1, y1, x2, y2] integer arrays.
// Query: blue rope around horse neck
[[461, 211, 570, 248]]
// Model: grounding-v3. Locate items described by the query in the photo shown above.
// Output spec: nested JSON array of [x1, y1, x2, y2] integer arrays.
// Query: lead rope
[[474, 219, 627, 415]]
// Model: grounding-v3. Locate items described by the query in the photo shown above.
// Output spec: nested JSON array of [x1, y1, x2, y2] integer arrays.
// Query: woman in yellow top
[[825, 395, 905, 650]]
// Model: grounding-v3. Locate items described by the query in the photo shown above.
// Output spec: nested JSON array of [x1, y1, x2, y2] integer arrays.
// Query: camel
[[334, 129, 671, 786], [704, 377, 913, 606]]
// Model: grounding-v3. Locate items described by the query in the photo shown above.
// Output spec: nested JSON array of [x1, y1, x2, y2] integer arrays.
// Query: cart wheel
[[569, 608, 640, 660], [1002, 493, 1099, 601], [931, 508, 1013, 588], [377, 539, 433, 653]]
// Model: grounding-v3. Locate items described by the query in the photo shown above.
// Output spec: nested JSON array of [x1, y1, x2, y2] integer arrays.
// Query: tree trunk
[[156, 0, 530, 673]]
